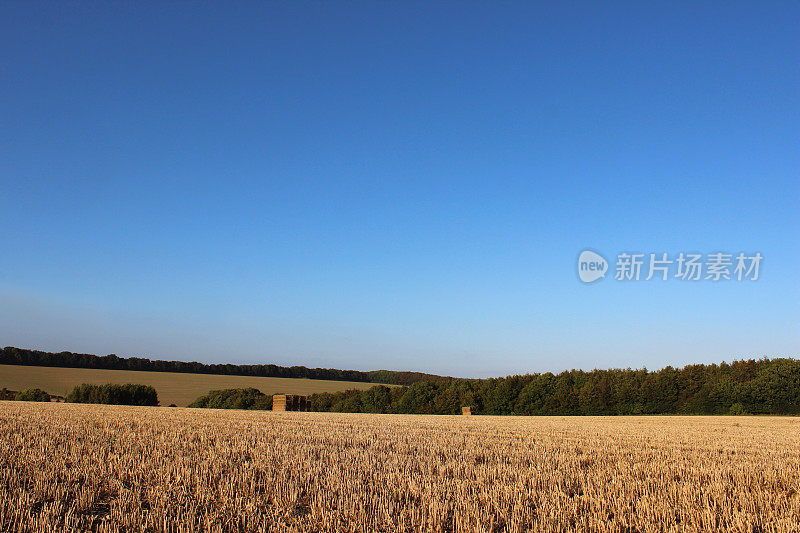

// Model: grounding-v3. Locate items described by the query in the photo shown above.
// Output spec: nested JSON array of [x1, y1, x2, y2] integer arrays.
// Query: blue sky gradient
[[1, 2, 798, 376]]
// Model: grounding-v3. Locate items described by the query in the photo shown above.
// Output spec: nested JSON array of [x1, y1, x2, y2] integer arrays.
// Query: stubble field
[[1, 402, 798, 532]]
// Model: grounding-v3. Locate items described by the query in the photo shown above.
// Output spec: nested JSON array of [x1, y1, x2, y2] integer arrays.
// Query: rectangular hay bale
[[272, 394, 307, 412]]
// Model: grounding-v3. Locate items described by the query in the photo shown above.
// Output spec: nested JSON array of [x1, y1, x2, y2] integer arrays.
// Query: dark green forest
[[307, 358, 800, 415], [0, 346, 442, 385]]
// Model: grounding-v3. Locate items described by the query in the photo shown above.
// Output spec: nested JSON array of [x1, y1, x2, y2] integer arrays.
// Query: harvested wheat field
[[1, 402, 798, 532]]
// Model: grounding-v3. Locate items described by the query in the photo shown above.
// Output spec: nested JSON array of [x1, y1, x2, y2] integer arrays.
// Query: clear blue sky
[[1, 2, 798, 377]]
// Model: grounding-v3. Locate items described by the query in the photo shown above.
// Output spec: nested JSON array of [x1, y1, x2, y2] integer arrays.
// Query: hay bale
[[272, 394, 307, 412], [462, 406, 472, 416]]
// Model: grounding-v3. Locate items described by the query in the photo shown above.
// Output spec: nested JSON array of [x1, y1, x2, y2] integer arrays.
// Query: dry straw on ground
[[0, 401, 797, 532]]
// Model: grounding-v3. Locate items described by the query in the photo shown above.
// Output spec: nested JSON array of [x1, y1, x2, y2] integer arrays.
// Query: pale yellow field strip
[[0, 364, 385, 406]]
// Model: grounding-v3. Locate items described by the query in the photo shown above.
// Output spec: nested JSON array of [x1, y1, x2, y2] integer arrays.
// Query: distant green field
[[0, 364, 385, 406]]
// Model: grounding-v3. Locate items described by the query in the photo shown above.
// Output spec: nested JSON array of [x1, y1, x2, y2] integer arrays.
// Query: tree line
[[65, 383, 159, 406], [0, 346, 443, 385], [1, 383, 159, 405], [4, 345, 798, 415], [307, 358, 800, 415], [189, 388, 272, 410], [1, 387, 51, 402]]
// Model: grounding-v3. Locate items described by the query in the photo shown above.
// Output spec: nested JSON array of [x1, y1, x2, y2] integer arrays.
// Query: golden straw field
[[1, 402, 798, 532]]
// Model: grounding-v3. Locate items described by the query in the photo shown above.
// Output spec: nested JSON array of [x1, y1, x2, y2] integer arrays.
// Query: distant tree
[[309, 391, 337, 412], [707, 376, 736, 414], [189, 388, 270, 410], [0, 388, 17, 400], [15, 388, 50, 402], [360, 385, 393, 413], [728, 403, 747, 415], [515, 373, 551, 415], [65, 383, 158, 406]]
